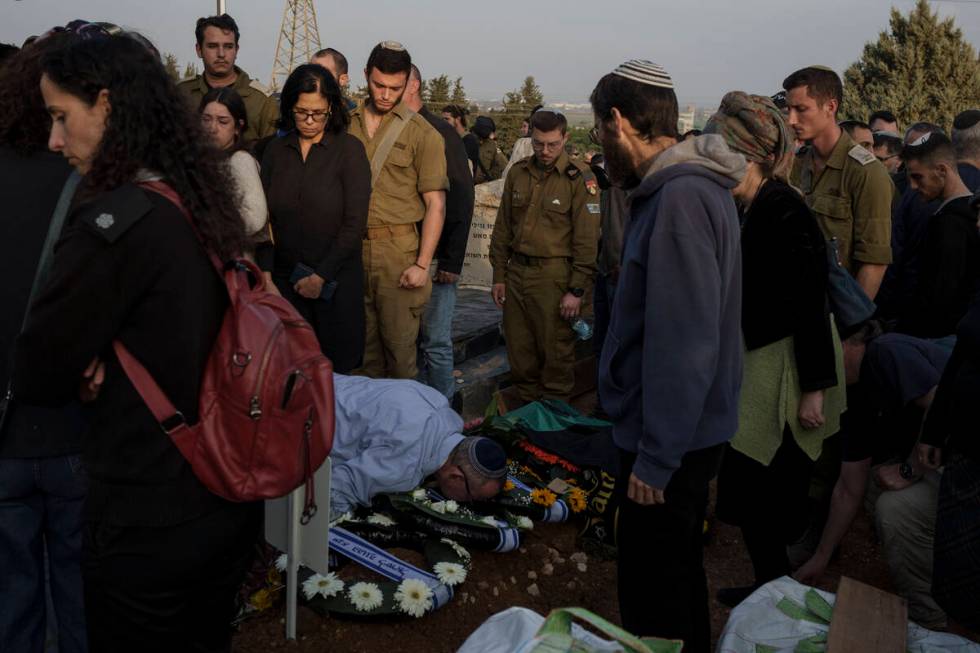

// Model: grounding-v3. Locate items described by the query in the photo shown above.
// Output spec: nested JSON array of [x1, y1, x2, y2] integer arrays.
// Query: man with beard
[[178, 14, 278, 142], [489, 110, 599, 403], [590, 60, 744, 652], [348, 42, 448, 379], [784, 66, 893, 299]]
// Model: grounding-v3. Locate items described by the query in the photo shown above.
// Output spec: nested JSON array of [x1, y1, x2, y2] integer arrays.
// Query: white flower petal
[[430, 501, 447, 514], [366, 513, 396, 527], [348, 582, 384, 611], [444, 500, 459, 513], [393, 578, 433, 618], [481, 515, 499, 527], [517, 516, 534, 530], [302, 573, 326, 600], [411, 488, 428, 501], [440, 538, 471, 560], [315, 572, 345, 598], [433, 562, 467, 586], [275, 553, 288, 572]]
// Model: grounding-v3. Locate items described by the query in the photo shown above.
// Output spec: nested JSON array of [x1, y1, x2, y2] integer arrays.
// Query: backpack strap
[[136, 180, 225, 273], [369, 110, 415, 187]]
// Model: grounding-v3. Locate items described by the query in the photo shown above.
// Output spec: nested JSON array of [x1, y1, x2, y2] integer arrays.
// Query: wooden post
[[827, 577, 907, 653]]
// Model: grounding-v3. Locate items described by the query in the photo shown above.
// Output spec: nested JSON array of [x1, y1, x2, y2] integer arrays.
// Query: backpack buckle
[[160, 411, 186, 434]]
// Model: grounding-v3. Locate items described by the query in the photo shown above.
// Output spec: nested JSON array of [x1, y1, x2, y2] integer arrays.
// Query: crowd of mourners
[[1, 12, 979, 653]]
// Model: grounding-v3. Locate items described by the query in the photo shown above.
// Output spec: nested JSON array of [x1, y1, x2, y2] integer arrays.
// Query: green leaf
[[804, 590, 834, 624]]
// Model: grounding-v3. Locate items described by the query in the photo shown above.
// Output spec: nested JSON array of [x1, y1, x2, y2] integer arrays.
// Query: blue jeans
[[0, 455, 88, 653], [419, 279, 458, 399]]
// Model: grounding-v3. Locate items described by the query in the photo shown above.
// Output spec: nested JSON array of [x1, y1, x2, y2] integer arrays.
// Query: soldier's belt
[[510, 253, 571, 267], [364, 223, 418, 240]]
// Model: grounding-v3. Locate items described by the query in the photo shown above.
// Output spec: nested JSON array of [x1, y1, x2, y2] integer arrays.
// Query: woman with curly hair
[[12, 34, 259, 651], [0, 30, 88, 653]]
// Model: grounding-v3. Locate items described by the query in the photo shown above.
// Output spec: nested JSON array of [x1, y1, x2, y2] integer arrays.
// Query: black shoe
[[716, 585, 758, 608]]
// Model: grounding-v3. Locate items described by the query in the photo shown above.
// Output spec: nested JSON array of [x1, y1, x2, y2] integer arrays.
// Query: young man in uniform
[[177, 14, 278, 142], [405, 65, 476, 399], [784, 66, 893, 299], [489, 110, 600, 403], [310, 47, 356, 111], [348, 42, 448, 380]]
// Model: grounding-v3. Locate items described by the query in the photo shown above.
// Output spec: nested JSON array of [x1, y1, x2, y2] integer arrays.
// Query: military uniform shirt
[[177, 66, 279, 142], [348, 101, 449, 227], [791, 130, 893, 272], [489, 151, 600, 289], [474, 138, 508, 183]]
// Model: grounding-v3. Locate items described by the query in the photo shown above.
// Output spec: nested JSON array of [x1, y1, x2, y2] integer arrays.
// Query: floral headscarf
[[704, 91, 794, 183]]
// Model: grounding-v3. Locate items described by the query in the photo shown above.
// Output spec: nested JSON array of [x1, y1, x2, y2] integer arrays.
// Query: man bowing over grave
[[328, 374, 507, 517]]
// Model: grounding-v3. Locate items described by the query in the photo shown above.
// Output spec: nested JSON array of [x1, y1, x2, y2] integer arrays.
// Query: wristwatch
[[568, 287, 585, 298]]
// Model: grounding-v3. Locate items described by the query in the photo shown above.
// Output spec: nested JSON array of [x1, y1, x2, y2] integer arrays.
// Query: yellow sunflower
[[531, 488, 557, 507]]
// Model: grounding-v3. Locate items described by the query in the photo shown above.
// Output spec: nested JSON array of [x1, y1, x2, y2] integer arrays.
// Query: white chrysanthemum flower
[[303, 572, 344, 599], [444, 500, 459, 513], [440, 538, 471, 560], [411, 488, 428, 501], [481, 515, 499, 527], [275, 553, 289, 572], [331, 512, 354, 525], [366, 513, 396, 527], [394, 579, 433, 618], [433, 562, 467, 586], [430, 501, 447, 514], [517, 516, 534, 530], [348, 582, 384, 612]]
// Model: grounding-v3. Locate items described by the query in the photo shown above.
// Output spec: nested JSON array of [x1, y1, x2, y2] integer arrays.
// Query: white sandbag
[[456, 606, 626, 653], [716, 576, 980, 653]]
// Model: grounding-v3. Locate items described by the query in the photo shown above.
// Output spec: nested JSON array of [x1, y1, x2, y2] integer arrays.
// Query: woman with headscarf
[[705, 92, 846, 606]]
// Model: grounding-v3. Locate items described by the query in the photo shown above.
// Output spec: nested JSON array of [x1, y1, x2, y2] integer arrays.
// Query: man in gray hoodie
[[590, 60, 744, 652]]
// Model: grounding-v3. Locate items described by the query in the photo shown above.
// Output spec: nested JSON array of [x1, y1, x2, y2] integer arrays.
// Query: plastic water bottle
[[570, 318, 593, 341]]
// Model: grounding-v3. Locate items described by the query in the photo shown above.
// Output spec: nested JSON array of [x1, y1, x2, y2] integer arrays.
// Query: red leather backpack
[[114, 180, 334, 521]]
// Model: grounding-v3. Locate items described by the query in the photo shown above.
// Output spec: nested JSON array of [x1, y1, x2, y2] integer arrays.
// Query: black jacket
[[740, 179, 837, 391], [420, 106, 475, 276], [13, 183, 232, 525], [900, 195, 980, 339], [923, 297, 980, 462], [0, 148, 84, 458]]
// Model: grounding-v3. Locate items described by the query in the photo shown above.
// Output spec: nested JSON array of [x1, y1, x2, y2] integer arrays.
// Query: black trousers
[[615, 442, 725, 653], [716, 428, 815, 584], [83, 501, 262, 653], [275, 269, 365, 374]]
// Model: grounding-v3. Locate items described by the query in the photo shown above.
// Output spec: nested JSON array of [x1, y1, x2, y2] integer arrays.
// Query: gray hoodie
[[598, 135, 745, 488]]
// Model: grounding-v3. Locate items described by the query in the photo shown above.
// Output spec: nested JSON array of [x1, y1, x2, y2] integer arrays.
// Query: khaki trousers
[[872, 470, 947, 628], [355, 231, 431, 379], [502, 259, 576, 402]]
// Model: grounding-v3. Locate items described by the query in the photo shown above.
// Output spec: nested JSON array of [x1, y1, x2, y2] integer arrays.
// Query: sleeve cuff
[[631, 451, 677, 490], [852, 244, 892, 265], [418, 175, 450, 194]]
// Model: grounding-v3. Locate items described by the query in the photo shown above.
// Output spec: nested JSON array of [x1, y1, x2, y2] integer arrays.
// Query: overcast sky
[[4, 0, 979, 106]]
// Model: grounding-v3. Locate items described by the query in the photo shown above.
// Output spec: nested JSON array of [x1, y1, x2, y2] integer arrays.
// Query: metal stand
[[265, 457, 332, 641]]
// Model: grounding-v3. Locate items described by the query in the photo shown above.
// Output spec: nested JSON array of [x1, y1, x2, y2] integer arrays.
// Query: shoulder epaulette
[[848, 145, 876, 166], [77, 185, 154, 243]]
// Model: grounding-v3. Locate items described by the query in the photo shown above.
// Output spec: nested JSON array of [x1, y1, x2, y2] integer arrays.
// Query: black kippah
[[953, 109, 980, 131], [463, 437, 507, 480]]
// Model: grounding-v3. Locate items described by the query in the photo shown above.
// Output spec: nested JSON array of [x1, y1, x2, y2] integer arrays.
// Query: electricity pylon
[[269, 0, 321, 92]]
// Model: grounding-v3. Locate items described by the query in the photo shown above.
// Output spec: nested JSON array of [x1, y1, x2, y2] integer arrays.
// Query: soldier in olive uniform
[[472, 116, 508, 183], [348, 42, 448, 380], [490, 111, 600, 402], [783, 67, 893, 297], [177, 15, 279, 142]]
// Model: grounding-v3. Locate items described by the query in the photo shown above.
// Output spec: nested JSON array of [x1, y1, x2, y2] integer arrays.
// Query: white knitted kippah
[[611, 60, 674, 90]]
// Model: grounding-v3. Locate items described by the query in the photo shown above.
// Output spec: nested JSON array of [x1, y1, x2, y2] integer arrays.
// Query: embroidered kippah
[[611, 60, 674, 90], [909, 132, 933, 147], [377, 40, 406, 51]]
